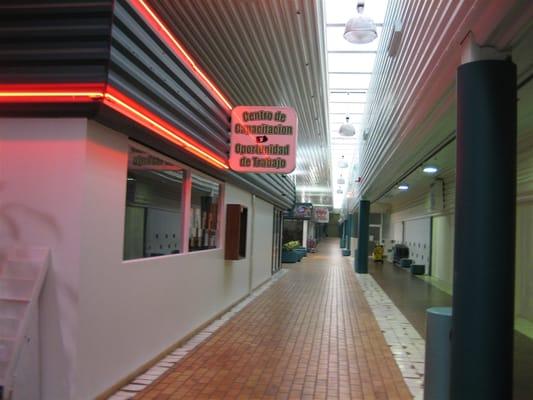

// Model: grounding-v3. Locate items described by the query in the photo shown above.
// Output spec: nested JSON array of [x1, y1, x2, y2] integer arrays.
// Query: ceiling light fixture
[[339, 116, 356, 136], [337, 175, 345, 184], [338, 155, 348, 168], [398, 184, 409, 190], [343, 1, 378, 44], [423, 166, 439, 174]]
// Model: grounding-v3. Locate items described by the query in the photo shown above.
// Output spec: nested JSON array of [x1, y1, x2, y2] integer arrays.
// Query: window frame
[[123, 141, 224, 261]]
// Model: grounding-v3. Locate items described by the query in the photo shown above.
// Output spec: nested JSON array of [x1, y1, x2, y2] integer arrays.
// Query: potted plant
[[281, 240, 301, 263]]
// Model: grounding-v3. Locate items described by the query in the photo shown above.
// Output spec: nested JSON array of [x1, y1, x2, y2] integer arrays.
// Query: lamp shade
[[344, 14, 377, 44], [337, 177, 345, 184], [338, 160, 348, 168], [339, 118, 356, 136]]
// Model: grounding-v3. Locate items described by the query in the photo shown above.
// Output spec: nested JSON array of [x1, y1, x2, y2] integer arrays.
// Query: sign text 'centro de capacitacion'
[[229, 106, 297, 173]]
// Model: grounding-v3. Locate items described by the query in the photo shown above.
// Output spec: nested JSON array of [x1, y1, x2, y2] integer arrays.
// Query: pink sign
[[229, 106, 298, 173]]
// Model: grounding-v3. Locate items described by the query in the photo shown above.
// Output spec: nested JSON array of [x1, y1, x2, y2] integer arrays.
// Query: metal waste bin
[[424, 307, 452, 400]]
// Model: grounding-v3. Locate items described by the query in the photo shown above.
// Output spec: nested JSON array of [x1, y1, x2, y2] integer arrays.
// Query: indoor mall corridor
[[123, 239, 412, 399]]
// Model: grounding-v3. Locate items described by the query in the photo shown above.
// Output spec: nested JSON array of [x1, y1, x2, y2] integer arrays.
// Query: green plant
[[282, 240, 300, 251]]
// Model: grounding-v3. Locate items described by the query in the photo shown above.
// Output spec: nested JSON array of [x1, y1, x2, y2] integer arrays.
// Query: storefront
[[0, 2, 295, 398]]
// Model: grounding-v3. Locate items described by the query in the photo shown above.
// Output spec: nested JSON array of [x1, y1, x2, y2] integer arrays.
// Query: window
[[188, 174, 221, 252], [123, 145, 184, 260]]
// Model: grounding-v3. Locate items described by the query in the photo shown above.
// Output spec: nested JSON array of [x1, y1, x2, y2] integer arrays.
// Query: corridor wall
[[0, 118, 279, 400], [382, 137, 533, 327]]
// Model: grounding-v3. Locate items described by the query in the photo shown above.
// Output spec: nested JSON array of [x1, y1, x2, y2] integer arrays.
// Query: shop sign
[[313, 207, 330, 223], [229, 106, 297, 173], [293, 203, 313, 220], [128, 149, 182, 171]]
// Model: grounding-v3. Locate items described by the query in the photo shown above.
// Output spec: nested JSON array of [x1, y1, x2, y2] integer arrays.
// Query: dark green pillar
[[345, 215, 351, 250], [451, 59, 516, 400], [356, 200, 370, 273], [339, 220, 345, 248]]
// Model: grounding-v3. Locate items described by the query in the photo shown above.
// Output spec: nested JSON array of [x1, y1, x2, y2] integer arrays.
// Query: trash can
[[424, 307, 452, 400]]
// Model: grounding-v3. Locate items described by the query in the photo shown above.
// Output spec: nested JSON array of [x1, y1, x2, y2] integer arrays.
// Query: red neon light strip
[[103, 86, 229, 170], [0, 84, 229, 170], [0, 83, 105, 103], [130, 0, 233, 111]]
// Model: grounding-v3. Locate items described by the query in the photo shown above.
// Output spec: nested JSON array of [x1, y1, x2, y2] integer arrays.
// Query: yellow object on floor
[[373, 244, 384, 262]]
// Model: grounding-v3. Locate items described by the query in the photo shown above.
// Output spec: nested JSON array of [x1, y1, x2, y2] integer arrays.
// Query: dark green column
[[339, 220, 345, 248], [356, 200, 370, 273], [345, 215, 351, 250], [451, 59, 516, 399]]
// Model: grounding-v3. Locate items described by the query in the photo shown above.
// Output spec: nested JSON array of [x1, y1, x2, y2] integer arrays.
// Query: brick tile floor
[[135, 240, 412, 399]]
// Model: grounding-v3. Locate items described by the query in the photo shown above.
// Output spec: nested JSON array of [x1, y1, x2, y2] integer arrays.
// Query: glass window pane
[[325, 0, 388, 24], [370, 213, 382, 225], [329, 73, 371, 89], [189, 174, 220, 251], [329, 91, 367, 103], [329, 113, 363, 124], [328, 52, 376, 73], [124, 145, 184, 260], [329, 102, 366, 114]]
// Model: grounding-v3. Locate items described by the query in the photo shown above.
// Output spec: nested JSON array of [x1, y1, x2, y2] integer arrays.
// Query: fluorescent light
[[423, 166, 439, 174], [398, 184, 409, 190]]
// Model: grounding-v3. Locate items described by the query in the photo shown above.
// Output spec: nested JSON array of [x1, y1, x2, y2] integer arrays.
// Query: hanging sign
[[313, 206, 330, 223], [229, 106, 297, 173]]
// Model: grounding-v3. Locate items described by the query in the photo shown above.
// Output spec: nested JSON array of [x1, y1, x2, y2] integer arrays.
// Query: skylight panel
[[328, 73, 371, 89], [327, 52, 376, 73], [329, 91, 367, 102], [330, 114, 363, 124], [329, 102, 366, 114]]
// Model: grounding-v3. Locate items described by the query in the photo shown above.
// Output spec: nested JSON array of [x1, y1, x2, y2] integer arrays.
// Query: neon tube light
[[0, 83, 104, 102], [0, 83, 229, 170], [103, 86, 229, 170], [130, 0, 233, 111]]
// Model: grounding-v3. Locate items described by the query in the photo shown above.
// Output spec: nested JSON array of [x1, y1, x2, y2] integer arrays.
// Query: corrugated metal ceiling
[[148, 0, 532, 211], [149, 0, 331, 206]]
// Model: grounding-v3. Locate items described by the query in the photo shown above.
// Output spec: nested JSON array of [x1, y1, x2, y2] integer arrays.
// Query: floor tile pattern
[[354, 274, 424, 399], [109, 270, 288, 399], [120, 241, 411, 399]]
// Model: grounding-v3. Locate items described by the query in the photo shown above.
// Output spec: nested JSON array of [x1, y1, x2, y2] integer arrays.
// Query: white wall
[[0, 119, 277, 399], [250, 197, 274, 289], [431, 214, 454, 286], [0, 119, 88, 400], [384, 145, 533, 324], [75, 121, 276, 399]]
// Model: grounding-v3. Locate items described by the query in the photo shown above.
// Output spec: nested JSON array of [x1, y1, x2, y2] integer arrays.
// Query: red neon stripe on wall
[[103, 86, 229, 170], [0, 83, 229, 170], [0, 83, 105, 103], [130, 0, 233, 111]]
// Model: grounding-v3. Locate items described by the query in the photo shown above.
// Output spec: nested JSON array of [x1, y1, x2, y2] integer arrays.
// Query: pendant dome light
[[338, 155, 348, 168], [337, 174, 346, 185], [339, 116, 356, 136], [344, 1, 378, 44]]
